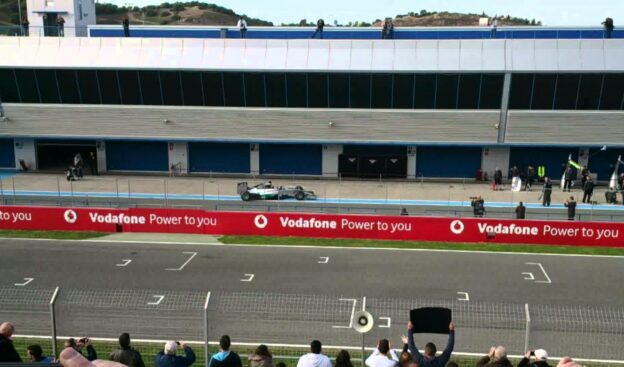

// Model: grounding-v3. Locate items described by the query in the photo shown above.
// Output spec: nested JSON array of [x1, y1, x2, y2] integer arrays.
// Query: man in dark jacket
[[602, 17, 614, 39], [582, 176, 594, 203], [563, 166, 573, 192], [0, 322, 21, 362], [476, 346, 513, 367], [156, 341, 195, 367], [123, 17, 130, 37], [517, 349, 551, 367], [541, 177, 552, 206], [312, 19, 325, 39], [565, 196, 577, 221], [407, 321, 455, 367], [208, 335, 241, 367], [110, 333, 145, 367], [471, 196, 485, 217], [515, 202, 526, 219]]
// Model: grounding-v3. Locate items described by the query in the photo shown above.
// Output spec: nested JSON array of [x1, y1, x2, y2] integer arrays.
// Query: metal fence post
[[204, 291, 211, 367], [524, 303, 531, 353], [0, 177, 4, 204], [50, 286, 60, 358], [56, 176, 61, 206], [12, 176, 16, 204]]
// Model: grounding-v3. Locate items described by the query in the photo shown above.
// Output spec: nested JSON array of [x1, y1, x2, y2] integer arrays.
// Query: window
[[349, 73, 371, 108], [553, 74, 579, 110], [180, 71, 204, 106], [222, 72, 245, 107], [371, 74, 392, 109], [576, 74, 603, 110], [509, 74, 533, 109], [244, 72, 266, 107], [35, 69, 60, 103], [308, 73, 328, 108], [457, 74, 480, 109], [392, 73, 414, 109], [328, 73, 349, 108], [265, 73, 286, 107], [531, 74, 556, 109], [479, 74, 503, 109], [76, 70, 100, 104], [202, 72, 224, 106], [97, 70, 121, 105], [138, 70, 161, 105], [56, 69, 81, 104], [160, 71, 183, 106], [286, 73, 307, 107], [0, 69, 20, 102], [117, 70, 142, 105], [436, 74, 459, 109], [600, 74, 624, 110], [413, 74, 435, 109]]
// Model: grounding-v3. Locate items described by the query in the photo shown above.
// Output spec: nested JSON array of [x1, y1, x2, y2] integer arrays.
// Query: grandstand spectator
[[22, 17, 29, 36], [541, 177, 552, 206], [110, 333, 145, 367], [398, 336, 411, 367], [602, 18, 614, 39], [365, 339, 398, 367], [382, 19, 394, 39], [0, 322, 21, 362], [563, 166, 573, 192], [582, 176, 594, 203], [297, 340, 332, 367], [557, 357, 582, 367], [156, 341, 195, 367], [237, 17, 248, 39], [518, 349, 551, 367], [476, 346, 512, 367], [28, 344, 54, 363], [312, 19, 325, 39], [209, 335, 241, 367], [564, 196, 577, 221], [471, 196, 485, 217], [65, 337, 97, 361], [57, 16, 65, 37], [248, 344, 272, 367], [406, 321, 455, 367], [490, 16, 498, 38], [515, 202, 526, 219], [123, 18, 130, 37], [334, 350, 353, 367]]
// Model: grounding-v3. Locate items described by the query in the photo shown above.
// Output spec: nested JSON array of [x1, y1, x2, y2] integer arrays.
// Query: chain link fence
[[3, 286, 624, 365]]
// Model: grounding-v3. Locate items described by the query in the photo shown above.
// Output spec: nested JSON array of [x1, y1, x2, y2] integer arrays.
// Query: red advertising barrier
[[0, 205, 622, 247]]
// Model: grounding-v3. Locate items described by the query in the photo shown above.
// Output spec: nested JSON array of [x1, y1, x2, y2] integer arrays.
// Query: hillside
[[1, 2, 540, 28]]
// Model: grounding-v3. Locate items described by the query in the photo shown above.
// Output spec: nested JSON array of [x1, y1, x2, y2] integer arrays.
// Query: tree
[[531, 19, 536, 25]]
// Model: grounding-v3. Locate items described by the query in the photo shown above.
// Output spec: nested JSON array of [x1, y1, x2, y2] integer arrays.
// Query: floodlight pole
[[17, 0, 23, 35]]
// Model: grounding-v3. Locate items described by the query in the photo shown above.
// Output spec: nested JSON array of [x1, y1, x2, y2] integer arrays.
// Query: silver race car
[[238, 182, 316, 201]]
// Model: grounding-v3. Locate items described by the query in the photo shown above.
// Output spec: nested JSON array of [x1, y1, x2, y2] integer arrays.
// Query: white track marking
[[166, 251, 197, 271], [332, 298, 357, 329], [362, 296, 366, 311], [14, 278, 34, 287], [318, 257, 329, 263], [522, 272, 535, 280], [116, 259, 132, 267], [378, 317, 392, 328], [148, 295, 164, 305], [525, 262, 552, 284], [457, 292, 470, 301], [240, 273, 255, 282]]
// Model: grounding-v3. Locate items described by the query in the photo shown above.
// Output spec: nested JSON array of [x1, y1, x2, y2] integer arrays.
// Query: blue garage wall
[[106, 141, 168, 171], [587, 149, 624, 181], [260, 144, 322, 175], [0, 138, 15, 168], [417, 146, 482, 178], [509, 147, 577, 180], [188, 143, 250, 173]]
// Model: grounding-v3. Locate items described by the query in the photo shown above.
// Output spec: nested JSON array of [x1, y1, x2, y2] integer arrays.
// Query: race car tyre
[[295, 191, 305, 200], [241, 192, 251, 201]]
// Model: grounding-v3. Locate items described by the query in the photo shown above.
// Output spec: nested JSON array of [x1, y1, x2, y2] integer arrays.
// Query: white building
[[25, 0, 96, 37]]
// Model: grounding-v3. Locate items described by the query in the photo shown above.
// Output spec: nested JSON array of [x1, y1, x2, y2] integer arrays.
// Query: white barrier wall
[[321, 144, 342, 178], [13, 138, 36, 170], [1, 38, 622, 72]]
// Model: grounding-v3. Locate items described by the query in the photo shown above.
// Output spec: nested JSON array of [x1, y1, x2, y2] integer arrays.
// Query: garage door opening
[[36, 140, 97, 173]]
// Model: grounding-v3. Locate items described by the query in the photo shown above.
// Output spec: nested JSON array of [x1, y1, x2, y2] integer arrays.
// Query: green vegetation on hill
[[1, 1, 540, 28]]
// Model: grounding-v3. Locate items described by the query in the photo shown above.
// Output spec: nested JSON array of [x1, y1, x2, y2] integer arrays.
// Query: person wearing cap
[[476, 346, 512, 367], [208, 335, 241, 367], [110, 333, 145, 367], [156, 341, 196, 367], [518, 349, 551, 367]]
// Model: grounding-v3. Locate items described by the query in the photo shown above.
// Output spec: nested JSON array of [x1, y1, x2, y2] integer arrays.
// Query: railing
[[0, 25, 622, 39], [2, 286, 623, 365]]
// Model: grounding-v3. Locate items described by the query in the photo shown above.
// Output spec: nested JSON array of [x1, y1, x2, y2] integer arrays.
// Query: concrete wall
[[321, 144, 342, 178], [1, 104, 500, 144], [13, 138, 36, 170], [481, 147, 510, 179], [168, 141, 188, 174]]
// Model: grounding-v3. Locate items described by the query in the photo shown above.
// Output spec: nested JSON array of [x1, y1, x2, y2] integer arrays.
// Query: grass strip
[[219, 236, 624, 256], [0, 230, 107, 240]]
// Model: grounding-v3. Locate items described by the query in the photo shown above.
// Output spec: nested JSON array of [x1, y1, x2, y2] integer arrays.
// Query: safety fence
[[2, 287, 624, 365], [1, 175, 623, 222]]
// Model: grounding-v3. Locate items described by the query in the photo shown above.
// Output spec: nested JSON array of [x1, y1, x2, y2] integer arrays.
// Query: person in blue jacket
[[208, 336, 242, 367], [156, 341, 195, 367], [406, 321, 455, 367]]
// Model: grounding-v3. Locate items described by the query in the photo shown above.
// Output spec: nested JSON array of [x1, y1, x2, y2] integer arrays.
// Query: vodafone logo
[[254, 214, 268, 229], [450, 220, 464, 234], [64, 209, 78, 224]]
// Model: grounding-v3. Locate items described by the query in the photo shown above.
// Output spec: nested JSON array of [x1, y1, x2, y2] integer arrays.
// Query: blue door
[[189, 143, 250, 173], [106, 141, 168, 171], [260, 144, 322, 175], [416, 146, 482, 178], [0, 139, 14, 168]]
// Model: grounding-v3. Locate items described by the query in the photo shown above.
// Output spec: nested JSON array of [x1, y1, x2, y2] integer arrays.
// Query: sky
[[107, 0, 622, 26]]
